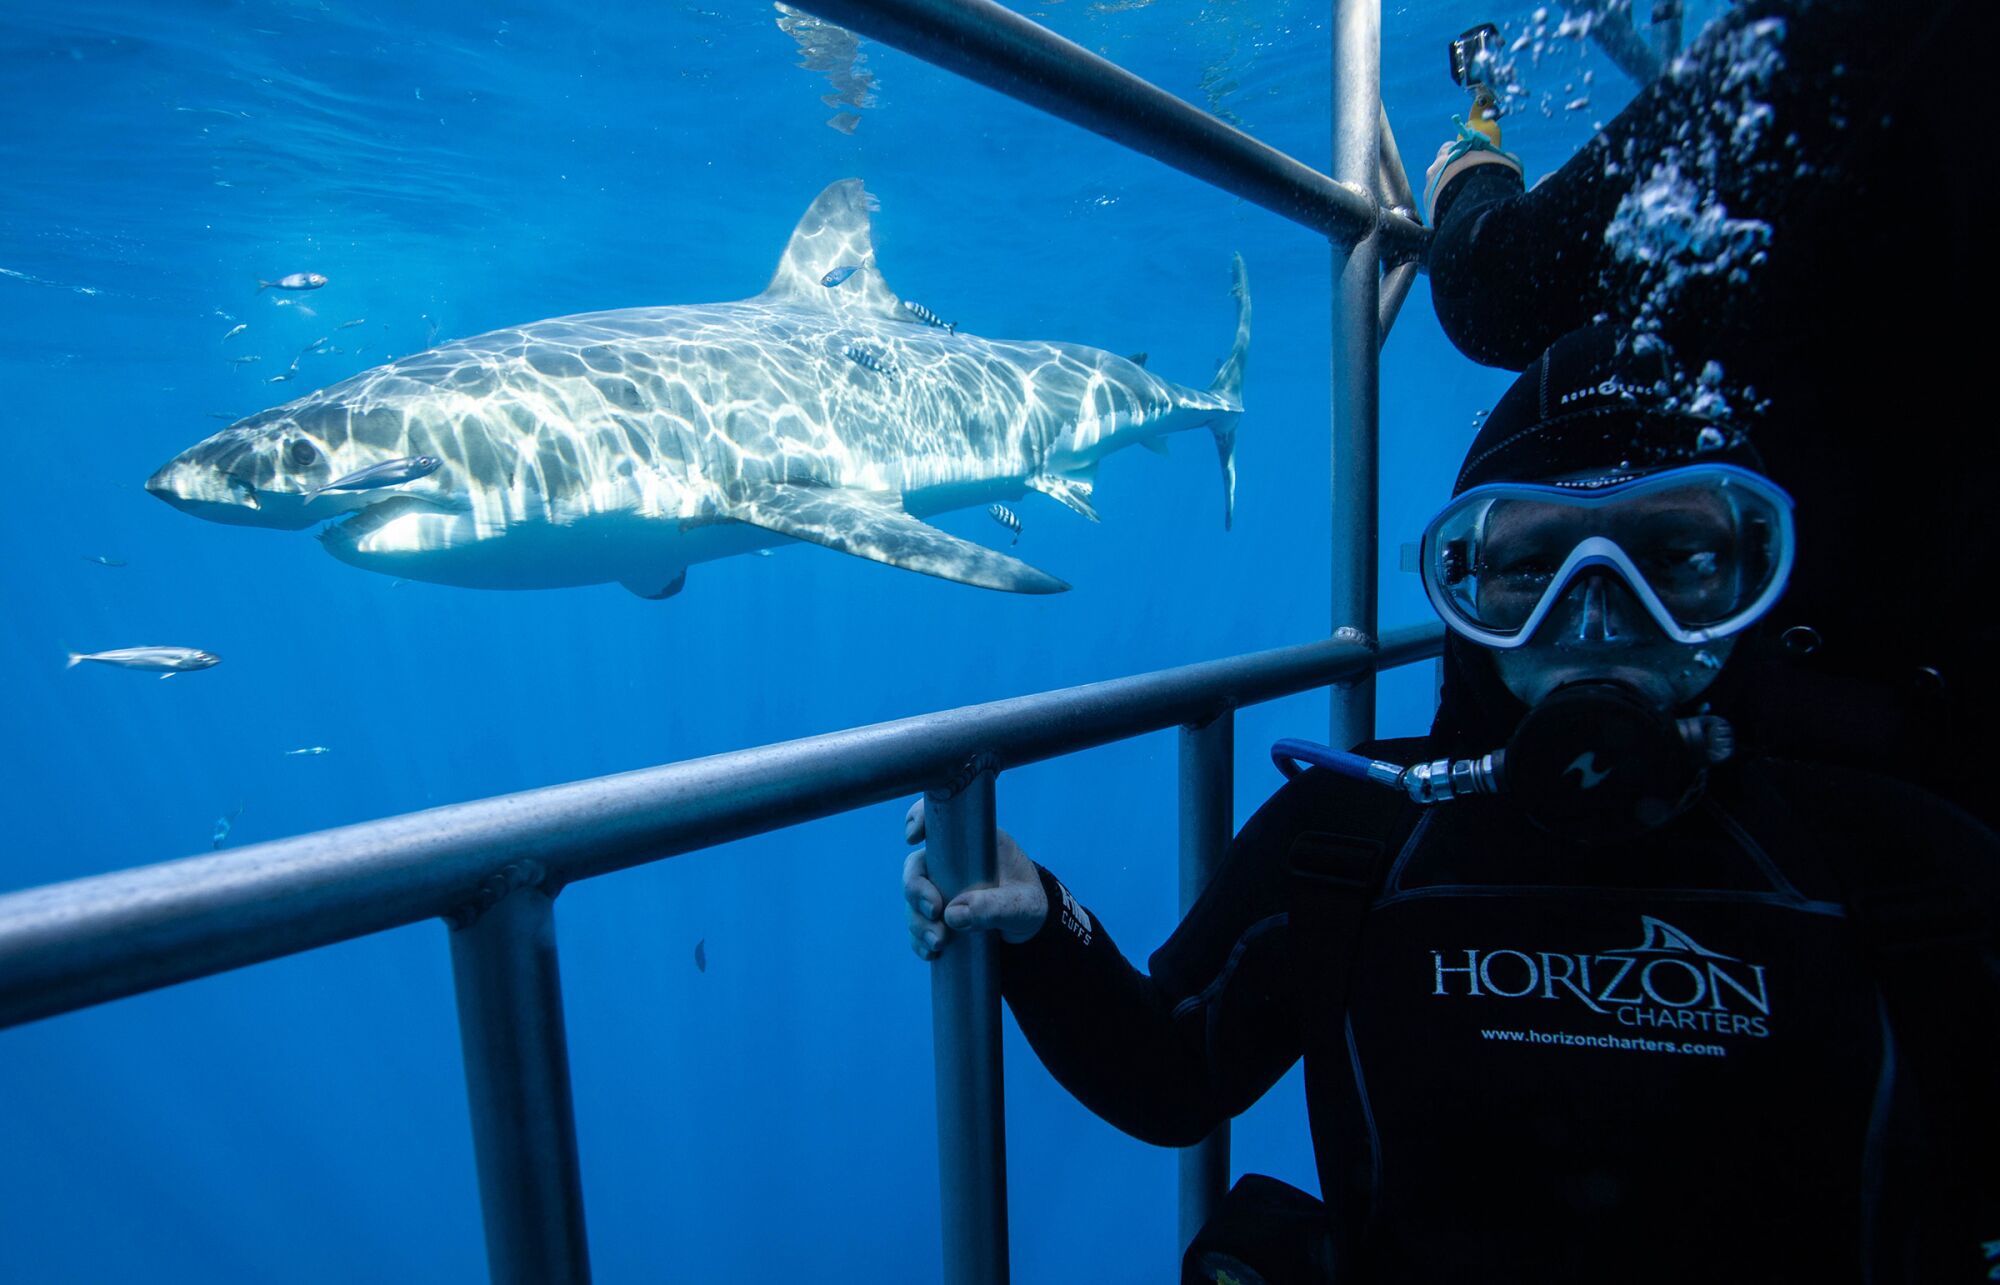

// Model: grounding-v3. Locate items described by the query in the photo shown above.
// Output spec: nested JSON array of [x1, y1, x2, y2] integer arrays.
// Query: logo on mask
[[1564, 751, 1612, 789], [1430, 915, 1772, 1038]]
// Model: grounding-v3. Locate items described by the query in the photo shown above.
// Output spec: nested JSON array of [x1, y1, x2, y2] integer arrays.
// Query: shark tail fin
[[1207, 253, 1250, 531]]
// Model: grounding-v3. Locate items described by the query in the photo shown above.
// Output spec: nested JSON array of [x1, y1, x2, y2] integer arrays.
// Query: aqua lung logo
[[1558, 376, 1646, 407], [1431, 915, 1772, 1038], [1565, 751, 1612, 789]]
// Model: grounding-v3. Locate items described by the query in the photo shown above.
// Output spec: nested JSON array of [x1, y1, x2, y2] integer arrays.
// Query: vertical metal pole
[[448, 875, 591, 1285], [1177, 713, 1235, 1254], [927, 757, 1009, 1285], [1331, 0, 1382, 750]]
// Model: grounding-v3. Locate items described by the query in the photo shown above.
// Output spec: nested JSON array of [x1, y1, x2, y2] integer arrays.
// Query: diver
[[899, 325, 2000, 1283], [1419, 0, 1992, 822]]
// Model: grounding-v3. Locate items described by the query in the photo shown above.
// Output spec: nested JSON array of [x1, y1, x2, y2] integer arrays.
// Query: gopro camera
[[1448, 22, 1500, 88]]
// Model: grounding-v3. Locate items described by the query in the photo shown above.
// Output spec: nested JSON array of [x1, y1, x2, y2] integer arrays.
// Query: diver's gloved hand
[[1422, 116, 1524, 226], [902, 797, 1048, 960]]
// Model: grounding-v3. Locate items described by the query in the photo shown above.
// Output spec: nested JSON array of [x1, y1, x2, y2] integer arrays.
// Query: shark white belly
[[147, 180, 1250, 598]]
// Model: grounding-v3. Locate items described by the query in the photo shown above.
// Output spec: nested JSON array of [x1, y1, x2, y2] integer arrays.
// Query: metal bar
[[1176, 713, 1234, 1254], [449, 880, 591, 1285], [926, 759, 1009, 1285], [0, 627, 1439, 1031], [1587, 3, 1663, 86], [1378, 258, 1418, 346], [789, 0, 1424, 253], [1376, 101, 1417, 222], [1329, 0, 1382, 750], [1650, 0, 1683, 67]]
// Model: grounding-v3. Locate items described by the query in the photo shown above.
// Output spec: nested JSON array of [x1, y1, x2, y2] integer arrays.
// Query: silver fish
[[902, 300, 956, 335], [67, 646, 220, 676], [283, 745, 331, 756], [212, 805, 243, 850], [229, 355, 262, 366], [222, 323, 248, 341], [266, 373, 294, 383], [259, 272, 328, 292], [81, 554, 128, 567], [820, 265, 860, 287], [300, 336, 330, 356], [694, 938, 706, 973], [337, 318, 367, 329], [988, 503, 1022, 545], [306, 454, 443, 501]]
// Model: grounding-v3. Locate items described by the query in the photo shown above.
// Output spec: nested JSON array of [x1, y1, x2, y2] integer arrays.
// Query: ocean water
[[0, 2, 1681, 1279]]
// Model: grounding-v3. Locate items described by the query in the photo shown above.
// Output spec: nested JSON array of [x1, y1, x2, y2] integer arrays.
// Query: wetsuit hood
[[1432, 323, 1768, 753]]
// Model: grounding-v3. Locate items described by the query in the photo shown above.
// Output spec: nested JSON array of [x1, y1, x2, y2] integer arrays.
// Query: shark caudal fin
[[1207, 253, 1250, 531]]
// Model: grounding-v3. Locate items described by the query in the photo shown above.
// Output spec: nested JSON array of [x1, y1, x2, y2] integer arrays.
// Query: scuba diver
[[899, 325, 1999, 1283], [1421, 0, 1993, 823]]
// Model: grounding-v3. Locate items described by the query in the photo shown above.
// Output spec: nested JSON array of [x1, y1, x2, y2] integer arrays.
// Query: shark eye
[[288, 439, 319, 467]]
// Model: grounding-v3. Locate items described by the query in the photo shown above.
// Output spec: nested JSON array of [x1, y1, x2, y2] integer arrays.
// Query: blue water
[[0, 1, 1677, 1278]]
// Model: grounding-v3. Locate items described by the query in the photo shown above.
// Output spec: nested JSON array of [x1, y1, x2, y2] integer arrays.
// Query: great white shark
[[147, 180, 1250, 598]]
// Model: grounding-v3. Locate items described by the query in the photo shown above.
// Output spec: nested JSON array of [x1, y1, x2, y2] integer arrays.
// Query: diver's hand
[[1421, 121, 1524, 226], [903, 797, 1048, 960]]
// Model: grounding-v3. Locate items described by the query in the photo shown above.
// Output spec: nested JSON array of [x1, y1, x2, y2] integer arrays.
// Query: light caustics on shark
[[146, 180, 1250, 599]]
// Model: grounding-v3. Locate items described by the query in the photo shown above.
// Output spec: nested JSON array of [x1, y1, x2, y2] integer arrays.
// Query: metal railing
[[1, 1, 1443, 1281]]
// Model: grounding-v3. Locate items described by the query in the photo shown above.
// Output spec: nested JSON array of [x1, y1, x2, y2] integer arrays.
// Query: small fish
[[337, 318, 367, 329], [67, 646, 220, 676], [694, 938, 707, 973], [258, 272, 328, 292], [266, 373, 294, 383], [820, 265, 860, 288], [844, 344, 897, 377], [902, 300, 956, 334], [221, 323, 248, 341], [81, 555, 127, 568], [207, 412, 238, 421], [307, 454, 442, 500], [283, 746, 331, 756], [988, 503, 1022, 545], [212, 805, 243, 850], [300, 336, 329, 355], [213, 308, 236, 321], [422, 314, 440, 346], [751, 548, 774, 558], [229, 355, 262, 366]]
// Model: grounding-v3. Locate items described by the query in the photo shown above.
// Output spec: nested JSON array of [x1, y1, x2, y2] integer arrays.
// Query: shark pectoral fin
[[1027, 474, 1101, 523], [731, 485, 1068, 594], [620, 569, 687, 600]]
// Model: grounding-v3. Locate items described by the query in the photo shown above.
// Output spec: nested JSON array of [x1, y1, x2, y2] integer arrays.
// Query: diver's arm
[[1427, 0, 1843, 371], [994, 771, 1358, 1146]]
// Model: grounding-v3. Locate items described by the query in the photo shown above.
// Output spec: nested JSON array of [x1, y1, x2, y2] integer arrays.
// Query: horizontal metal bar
[[0, 627, 1442, 1030], [791, 0, 1425, 253], [1587, 4, 1663, 86]]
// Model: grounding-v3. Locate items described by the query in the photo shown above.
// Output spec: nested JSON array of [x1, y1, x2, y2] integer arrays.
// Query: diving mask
[[1418, 463, 1795, 650]]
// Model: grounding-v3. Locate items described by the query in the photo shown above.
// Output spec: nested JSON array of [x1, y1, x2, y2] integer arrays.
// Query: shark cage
[[0, 0, 1549, 1280]]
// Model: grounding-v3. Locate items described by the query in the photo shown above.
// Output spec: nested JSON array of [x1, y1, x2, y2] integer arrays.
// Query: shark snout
[[146, 453, 320, 529]]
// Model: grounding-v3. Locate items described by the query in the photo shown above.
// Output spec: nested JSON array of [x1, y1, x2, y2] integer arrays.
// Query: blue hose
[[1270, 737, 1384, 783]]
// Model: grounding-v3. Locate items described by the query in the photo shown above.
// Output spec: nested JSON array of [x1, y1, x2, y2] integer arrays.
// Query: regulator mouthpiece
[[1271, 685, 1734, 844]]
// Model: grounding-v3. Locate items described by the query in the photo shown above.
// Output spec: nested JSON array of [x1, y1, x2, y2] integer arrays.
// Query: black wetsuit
[[1000, 739, 2000, 1282], [1425, 0, 1995, 818]]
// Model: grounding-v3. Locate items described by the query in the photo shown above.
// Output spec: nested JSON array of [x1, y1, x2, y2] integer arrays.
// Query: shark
[[146, 180, 1250, 599]]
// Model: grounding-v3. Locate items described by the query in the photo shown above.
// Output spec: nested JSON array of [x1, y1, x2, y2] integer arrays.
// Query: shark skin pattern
[[146, 180, 1250, 599]]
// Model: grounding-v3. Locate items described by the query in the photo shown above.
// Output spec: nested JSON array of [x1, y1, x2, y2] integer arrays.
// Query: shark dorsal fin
[[757, 179, 904, 320]]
